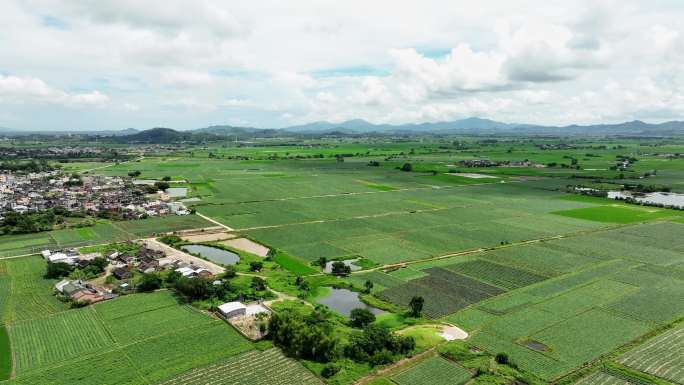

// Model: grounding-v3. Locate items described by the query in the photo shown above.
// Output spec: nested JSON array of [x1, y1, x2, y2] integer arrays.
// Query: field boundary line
[[348, 222, 633, 276], [195, 212, 235, 231]]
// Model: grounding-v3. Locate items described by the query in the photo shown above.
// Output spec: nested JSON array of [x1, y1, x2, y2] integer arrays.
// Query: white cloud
[[1, 1, 684, 129], [0, 75, 109, 107], [160, 70, 213, 87]]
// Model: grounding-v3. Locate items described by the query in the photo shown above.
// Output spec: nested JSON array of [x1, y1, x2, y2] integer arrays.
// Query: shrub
[[321, 363, 340, 378], [137, 273, 161, 292], [350, 308, 376, 328], [495, 352, 509, 364]]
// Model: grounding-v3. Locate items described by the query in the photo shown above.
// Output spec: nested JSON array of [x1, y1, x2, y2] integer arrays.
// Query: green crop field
[[0, 326, 10, 381], [1, 256, 68, 325], [391, 356, 471, 385], [158, 348, 323, 385], [617, 324, 684, 384], [5, 137, 684, 384], [0, 215, 212, 258], [6, 292, 253, 384], [2, 262, 255, 385], [9, 308, 115, 373], [553, 205, 683, 223]]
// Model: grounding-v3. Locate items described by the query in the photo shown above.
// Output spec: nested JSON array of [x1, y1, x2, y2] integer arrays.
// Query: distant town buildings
[[0, 171, 189, 220]]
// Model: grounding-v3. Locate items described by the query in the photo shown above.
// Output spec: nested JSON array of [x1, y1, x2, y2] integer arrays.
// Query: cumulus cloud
[[1, 1, 684, 129], [0, 75, 109, 107]]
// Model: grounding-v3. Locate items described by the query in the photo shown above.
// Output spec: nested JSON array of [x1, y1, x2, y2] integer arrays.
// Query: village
[[0, 171, 190, 221], [44, 235, 273, 341]]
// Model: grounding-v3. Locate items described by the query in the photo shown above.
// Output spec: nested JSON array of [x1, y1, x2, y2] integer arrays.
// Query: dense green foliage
[[268, 308, 338, 362]]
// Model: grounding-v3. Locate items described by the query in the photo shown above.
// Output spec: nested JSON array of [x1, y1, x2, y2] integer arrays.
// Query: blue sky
[[1, 1, 683, 131]]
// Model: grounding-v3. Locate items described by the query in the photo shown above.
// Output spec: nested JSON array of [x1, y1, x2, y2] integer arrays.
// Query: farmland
[[0, 256, 256, 384], [391, 356, 471, 385], [0, 215, 213, 257], [617, 324, 684, 384], [159, 348, 324, 385], [2, 136, 684, 384]]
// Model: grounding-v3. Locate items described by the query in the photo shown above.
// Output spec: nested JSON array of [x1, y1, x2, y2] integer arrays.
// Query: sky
[[1, 0, 684, 131]]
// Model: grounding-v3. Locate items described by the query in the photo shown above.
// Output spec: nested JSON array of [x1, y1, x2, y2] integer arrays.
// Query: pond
[[324, 259, 363, 274], [166, 187, 188, 198], [132, 179, 156, 185], [181, 244, 240, 265], [608, 191, 684, 208], [317, 287, 383, 317]]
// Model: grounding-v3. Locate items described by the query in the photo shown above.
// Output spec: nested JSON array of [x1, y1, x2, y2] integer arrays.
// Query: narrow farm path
[[354, 348, 438, 385], [195, 212, 235, 231], [81, 155, 145, 173], [348, 223, 630, 276]]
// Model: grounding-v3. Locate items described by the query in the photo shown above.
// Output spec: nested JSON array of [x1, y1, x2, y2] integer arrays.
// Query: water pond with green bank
[[181, 244, 240, 265], [317, 287, 383, 317]]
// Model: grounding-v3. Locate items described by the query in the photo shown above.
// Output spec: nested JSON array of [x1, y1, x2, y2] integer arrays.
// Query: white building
[[218, 301, 247, 319]]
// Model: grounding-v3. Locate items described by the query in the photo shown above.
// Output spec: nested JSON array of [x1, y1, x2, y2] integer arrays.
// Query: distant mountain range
[[280, 118, 684, 136], [2, 118, 684, 141]]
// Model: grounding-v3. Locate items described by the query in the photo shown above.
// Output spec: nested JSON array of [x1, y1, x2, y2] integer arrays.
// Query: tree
[[45, 262, 74, 279], [249, 261, 263, 272], [128, 170, 141, 177], [222, 265, 237, 279], [174, 277, 211, 300], [315, 257, 328, 268], [162, 176, 171, 181], [350, 308, 376, 328], [408, 296, 424, 317], [343, 324, 414, 364], [269, 309, 338, 362], [364, 280, 374, 293], [251, 277, 266, 291], [400, 163, 412, 172], [331, 261, 351, 276], [154, 181, 170, 191], [137, 273, 161, 292]]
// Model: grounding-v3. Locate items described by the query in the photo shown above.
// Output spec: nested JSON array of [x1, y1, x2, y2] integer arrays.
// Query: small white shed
[[218, 301, 247, 319]]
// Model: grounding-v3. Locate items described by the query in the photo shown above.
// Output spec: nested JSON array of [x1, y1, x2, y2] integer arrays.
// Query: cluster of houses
[[0, 171, 190, 219], [107, 244, 212, 282], [41, 248, 100, 266], [55, 279, 116, 304], [0, 146, 120, 160], [457, 159, 546, 168]]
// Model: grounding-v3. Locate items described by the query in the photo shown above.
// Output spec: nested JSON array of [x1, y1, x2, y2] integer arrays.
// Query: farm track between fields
[[195, 179, 514, 206]]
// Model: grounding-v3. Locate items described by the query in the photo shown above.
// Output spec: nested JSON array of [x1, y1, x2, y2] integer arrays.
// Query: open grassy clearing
[[158, 348, 323, 385], [553, 205, 683, 224]]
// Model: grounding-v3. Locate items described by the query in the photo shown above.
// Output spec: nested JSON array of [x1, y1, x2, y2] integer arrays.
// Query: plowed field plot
[[444, 259, 548, 289], [618, 324, 684, 384], [158, 348, 323, 385], [380, 268, 504, 318], [574, 371, 636, 385], [391, 356, 471, 385]]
